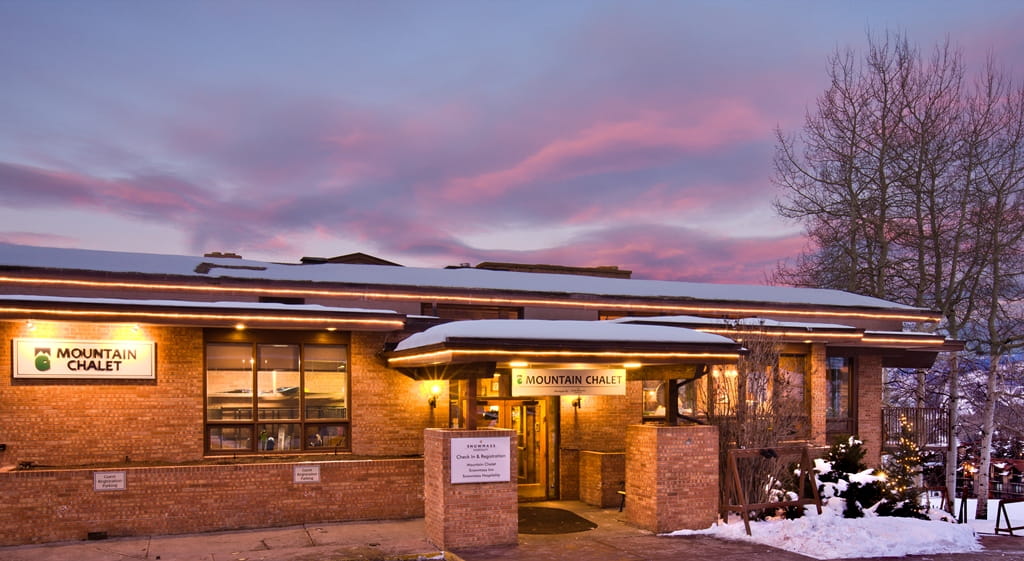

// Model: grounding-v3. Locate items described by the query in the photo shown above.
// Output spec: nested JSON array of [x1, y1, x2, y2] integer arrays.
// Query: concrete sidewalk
[[1, 501, 1021, 561]]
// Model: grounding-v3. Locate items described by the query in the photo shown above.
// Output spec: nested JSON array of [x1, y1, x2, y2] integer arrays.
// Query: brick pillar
[[856, 355, 884, 466], [580, 451, 625, 507], [423, 428, 518, 549], [808, 343, 827, 446], [625, 424, 718, 533]]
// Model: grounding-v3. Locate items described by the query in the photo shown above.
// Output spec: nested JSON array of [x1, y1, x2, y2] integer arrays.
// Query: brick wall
[[0, 321, 205, 467], [350, 332, 441, 456], [423, 428, 518, 549], [559, 381, 641, 500], [558, 381, 642, 452], [559, 448, 580, 499], [0, 458, 424, 546], [856, 354, 884, 466], [579, 451, 625, 507], [625, 424, 719, 533], [0, 324, 439, 466]]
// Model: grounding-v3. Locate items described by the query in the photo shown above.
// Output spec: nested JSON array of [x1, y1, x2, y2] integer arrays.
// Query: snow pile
[[669, 500, 982, 559]]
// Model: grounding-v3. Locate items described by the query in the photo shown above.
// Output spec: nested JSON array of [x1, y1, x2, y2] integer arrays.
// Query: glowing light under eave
[[387, 348, 742, 366], [0, 276, 941, 322], [0, 306, 404, 328]]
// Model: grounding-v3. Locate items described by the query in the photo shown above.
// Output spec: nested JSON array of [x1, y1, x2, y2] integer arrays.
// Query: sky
[[2, 2, 1024, 283]]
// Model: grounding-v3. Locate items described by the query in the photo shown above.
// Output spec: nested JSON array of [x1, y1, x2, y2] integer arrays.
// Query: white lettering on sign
[[293, 464, 321, 484], [93, 471, 127, 492], [512, 368, 626, 396], [14, 338, 155, 379], [450, 437, 511, 484]]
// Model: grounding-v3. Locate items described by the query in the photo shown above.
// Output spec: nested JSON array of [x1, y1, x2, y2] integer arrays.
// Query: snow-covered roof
[[0, 294, 401, 316], [0, 243, 924, 312], [394, 319, 736, 351]]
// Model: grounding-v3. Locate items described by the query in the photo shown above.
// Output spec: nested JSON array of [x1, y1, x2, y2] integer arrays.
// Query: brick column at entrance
[[625, 424, 719, 533], [423, 428, 518, 549]]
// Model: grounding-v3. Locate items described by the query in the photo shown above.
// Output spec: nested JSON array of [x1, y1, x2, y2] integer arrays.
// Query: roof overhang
[[0, 295, 405, 331], [385, 319, 744, 379], [614, 316, 961, 363]]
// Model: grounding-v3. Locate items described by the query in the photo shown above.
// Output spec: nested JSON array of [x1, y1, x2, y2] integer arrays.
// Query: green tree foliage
[[878, 416, 928, 519]]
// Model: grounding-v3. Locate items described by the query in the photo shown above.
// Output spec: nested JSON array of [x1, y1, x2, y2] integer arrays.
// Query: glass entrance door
[[475, 398, 553, 500]]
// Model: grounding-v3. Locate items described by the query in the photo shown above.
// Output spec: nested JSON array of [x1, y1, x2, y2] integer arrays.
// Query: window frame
[[203, 329, 351, 455], [825, 355, 858, 439]]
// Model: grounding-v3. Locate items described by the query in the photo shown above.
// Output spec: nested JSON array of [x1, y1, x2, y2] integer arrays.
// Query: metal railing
[[882, 407, 948, 449]]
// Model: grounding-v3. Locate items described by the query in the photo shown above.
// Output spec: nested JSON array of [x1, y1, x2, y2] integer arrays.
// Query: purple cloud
[[1, 3, 1018, 283]]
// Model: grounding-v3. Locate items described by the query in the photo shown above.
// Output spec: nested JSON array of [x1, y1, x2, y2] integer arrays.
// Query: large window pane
[[257, 345, 300, 420], [642, 380, 698, 418], [206, 344, 253, 420], [776, 355, 806, 408], [208, 425, 253, 451], [827, 357, 851, 419], [305, 424, 348, 449], [304, 345, 348, 419], [258, 423, 301, 451]]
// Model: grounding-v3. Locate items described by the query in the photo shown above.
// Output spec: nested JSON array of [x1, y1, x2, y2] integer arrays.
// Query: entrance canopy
[[385, 319, 744, 380]]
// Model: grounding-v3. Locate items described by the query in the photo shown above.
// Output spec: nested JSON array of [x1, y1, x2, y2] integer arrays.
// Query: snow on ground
[[962, 497, 1024, 535], [667, 495, 1024, 559]]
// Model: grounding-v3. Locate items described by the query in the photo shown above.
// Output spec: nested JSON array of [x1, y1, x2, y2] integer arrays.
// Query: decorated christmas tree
[[878, 415, 927, 519]]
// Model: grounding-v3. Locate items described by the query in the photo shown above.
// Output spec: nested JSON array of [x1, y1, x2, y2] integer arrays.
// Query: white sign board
[[93, 471, 127, 492], [450, 437, 511, 484], [293, 464, 321, 484], [14, 338, 156, 379], [512, 368, 626, 396]]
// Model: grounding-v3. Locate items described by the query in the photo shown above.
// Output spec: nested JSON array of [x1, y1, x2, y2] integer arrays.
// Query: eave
[[0, 295, 405, 331]]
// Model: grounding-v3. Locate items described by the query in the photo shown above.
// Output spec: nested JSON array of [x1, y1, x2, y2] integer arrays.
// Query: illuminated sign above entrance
[[14, 338, 156, 379], [512, 368, 626, 396]]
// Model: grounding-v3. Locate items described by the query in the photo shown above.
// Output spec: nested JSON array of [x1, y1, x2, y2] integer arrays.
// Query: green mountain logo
[[34, 348, 52, 371]]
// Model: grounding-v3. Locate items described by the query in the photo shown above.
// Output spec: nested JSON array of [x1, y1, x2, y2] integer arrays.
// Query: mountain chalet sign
[[512, 368, 626, 397], [14, 338, 156, 379]]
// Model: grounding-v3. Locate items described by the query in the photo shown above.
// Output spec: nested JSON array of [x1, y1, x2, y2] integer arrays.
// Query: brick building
[[0, 243, 955, 545]]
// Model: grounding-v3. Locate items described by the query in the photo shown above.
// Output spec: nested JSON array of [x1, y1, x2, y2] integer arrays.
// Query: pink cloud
[[0, 231, 80, 248], [0, 161, 215, 220], [442, 99, 771, 202]]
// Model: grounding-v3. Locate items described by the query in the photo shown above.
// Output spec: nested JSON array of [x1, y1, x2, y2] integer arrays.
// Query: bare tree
[[698, 325, 808, 514], [962, 60, 1024, 517], [772, 30, 1024, 511]]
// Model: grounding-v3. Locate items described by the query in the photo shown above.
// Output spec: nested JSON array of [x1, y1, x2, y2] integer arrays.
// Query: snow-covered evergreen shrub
[[814, 437, 886, 518]]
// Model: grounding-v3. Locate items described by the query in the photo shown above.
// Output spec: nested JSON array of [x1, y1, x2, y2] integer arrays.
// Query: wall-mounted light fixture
[[427, 382, 442, 409], [571, 396, 583, 409]]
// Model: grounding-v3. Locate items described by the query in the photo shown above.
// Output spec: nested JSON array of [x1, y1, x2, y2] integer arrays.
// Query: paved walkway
[[0, 501, 1021, 561]]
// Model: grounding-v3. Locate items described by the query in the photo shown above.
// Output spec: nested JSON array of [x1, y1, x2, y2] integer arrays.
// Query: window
[[205, 341, 349, 454], [420, 303, 522, 320], [826, 357, 851, 419], [826, 356, 856, 438], [258, 296, 306, 305], [641, 379, 698, 420], [776, 354, 806, 409]]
